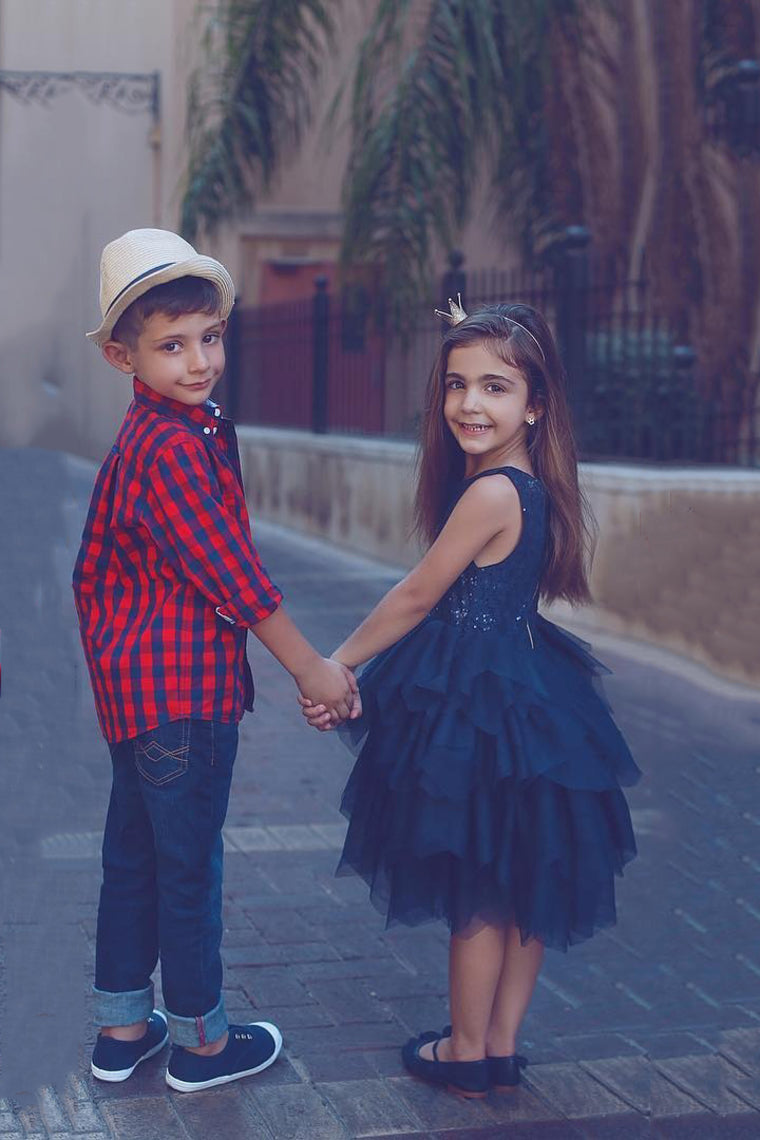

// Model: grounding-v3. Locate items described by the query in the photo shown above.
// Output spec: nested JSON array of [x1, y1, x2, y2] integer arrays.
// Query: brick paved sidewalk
[[1, 448, 760, 1139]]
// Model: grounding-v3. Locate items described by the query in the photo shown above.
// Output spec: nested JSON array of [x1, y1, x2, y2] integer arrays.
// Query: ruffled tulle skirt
[[337, 614, 640, 951]]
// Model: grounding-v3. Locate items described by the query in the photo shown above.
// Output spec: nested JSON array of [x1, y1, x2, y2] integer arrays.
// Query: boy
[[73, 228, 358, 1093]]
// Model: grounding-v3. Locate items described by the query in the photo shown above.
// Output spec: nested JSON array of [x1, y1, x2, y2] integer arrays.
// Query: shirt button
[[203, 426, 211, 435], [214, 408, 221, 417], [212, 427, 218, 435]]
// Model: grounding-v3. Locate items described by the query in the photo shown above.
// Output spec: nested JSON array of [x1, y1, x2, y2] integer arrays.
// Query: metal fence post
[[440, 251, 466, 335], [441, 249, 467, 310], [312, 276, 329, 433], [553, 225, 591, 425], [671, 343, 702, 459]]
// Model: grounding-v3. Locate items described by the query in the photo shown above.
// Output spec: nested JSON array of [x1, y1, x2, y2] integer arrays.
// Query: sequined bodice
[[430, 468, 547, 634]]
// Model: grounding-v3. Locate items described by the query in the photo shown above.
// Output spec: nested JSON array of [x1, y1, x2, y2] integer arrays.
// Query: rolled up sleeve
[[144, 439, 282, 626]]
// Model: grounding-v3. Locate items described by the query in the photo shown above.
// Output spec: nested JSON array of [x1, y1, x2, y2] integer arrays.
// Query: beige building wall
[[0, 0, 199, 458]]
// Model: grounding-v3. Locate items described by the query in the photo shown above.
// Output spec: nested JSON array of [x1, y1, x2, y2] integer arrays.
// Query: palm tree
[[182, 0, 606, 327], [181, 0, 340, 241], [339, 1, 611, 322], [182, 0, 760, 458]]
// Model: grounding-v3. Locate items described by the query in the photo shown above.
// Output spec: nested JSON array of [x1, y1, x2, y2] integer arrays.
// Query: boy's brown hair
[[111, 276, 223, 348]]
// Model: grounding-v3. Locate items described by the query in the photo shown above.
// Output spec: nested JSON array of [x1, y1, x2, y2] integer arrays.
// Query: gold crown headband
[[434, 294, 546, 363]]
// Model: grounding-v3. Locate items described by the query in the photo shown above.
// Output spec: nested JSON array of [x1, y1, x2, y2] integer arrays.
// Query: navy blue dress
[[338, 466, 640, 951]]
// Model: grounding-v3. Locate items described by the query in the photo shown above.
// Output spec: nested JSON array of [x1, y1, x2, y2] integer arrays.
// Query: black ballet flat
[[418, 1025, 528, 1094], [402, 1032, 489, 1099], [488, 1052, 527, 1093]]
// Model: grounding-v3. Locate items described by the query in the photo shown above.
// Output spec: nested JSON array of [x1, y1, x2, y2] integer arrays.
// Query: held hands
[[298, 653, 362, 730], [295, 656, 362, 728]]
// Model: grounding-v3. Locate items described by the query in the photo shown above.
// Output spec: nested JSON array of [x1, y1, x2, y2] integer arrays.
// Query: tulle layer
[[337, 614, 640, 950]]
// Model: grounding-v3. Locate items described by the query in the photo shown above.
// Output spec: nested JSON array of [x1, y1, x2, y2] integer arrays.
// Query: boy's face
[[103, 310, 226, 407]]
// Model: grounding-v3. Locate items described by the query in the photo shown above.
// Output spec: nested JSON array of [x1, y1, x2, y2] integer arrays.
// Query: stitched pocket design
[[135, 720, 190, 786]]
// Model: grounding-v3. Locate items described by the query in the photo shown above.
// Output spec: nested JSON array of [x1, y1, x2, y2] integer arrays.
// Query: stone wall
[[237, 426, 760, 688]]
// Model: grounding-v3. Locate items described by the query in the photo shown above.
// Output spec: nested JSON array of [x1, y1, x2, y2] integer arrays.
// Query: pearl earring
[[526, 412, 536, 426]]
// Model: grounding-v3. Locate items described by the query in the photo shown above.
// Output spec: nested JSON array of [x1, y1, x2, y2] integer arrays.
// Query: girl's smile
[[444, 342, 537, 474]]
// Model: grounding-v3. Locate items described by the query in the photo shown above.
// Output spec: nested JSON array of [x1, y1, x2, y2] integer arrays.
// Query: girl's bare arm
[[332, 475, 521, 670]]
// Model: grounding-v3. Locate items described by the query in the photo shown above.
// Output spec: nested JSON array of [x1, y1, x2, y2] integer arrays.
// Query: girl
[[302, 301, 640, 1099]]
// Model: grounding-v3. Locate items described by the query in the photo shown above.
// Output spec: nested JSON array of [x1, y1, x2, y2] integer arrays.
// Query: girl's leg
[[485, 922, 544, 1056], [419, 922, 507, 1062]]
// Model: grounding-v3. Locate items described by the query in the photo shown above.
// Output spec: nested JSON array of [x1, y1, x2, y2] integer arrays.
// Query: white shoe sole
[[165, 1022, 283, 1093], [91, 1014, 169, 1082]]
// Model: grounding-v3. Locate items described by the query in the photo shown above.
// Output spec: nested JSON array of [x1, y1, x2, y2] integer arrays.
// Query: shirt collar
[[132, 376, 223, 430]]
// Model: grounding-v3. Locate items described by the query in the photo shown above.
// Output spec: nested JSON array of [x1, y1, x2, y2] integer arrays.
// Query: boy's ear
[[102, 339, 135, 374]]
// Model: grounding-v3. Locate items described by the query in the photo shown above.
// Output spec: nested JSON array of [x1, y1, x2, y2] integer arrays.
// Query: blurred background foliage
[[183, 0, 760, 462]]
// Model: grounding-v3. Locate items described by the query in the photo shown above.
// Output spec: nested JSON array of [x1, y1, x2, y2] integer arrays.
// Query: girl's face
[[443, 340, 536, 474]]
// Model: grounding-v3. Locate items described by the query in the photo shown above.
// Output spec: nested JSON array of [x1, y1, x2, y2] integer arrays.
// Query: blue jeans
[[93, 718, 238, 1047]]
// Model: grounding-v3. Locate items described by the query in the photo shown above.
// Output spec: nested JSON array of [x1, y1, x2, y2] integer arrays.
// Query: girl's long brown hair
[[413, 303, 595, 605]]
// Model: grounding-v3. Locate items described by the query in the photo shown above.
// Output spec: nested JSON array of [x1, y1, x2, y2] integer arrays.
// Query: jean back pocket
[[135, 719, 191, 786]]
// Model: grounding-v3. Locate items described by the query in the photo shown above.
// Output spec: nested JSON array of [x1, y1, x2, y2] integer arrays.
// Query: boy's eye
[[162, 341, 181, 353], [203, 333, 220, 344]]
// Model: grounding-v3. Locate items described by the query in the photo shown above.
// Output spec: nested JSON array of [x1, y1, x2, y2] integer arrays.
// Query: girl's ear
[[527, 392, 546, 421], [102, 340, 135, 374]]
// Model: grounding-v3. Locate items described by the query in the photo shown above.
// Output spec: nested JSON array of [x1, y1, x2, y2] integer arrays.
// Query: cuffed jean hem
[[166, 995, 228, 1047], [92, 982, 155, 1027]]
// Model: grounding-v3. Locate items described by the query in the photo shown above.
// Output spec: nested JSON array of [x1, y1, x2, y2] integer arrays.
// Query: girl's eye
[[486, 383, 505, 394], [445, 379, 464, 390]]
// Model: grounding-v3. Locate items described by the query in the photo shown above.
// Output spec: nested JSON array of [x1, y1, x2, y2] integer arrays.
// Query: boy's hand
[[298, 683, 362, 731], [295, 657, 359, 724]]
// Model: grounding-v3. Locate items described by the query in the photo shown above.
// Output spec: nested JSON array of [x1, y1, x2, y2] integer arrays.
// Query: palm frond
[[340, 0, 611, 332], [340, 0, 495, 330], [182, 0, 340, 240]]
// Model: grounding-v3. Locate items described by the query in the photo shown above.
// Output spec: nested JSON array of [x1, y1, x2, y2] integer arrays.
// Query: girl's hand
[[298, 694, 334, 731], [295, 657, 357, 722], [298, 684, 362, 730]]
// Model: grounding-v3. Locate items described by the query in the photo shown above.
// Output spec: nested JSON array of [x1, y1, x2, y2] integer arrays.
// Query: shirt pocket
[[134, 718, 191, 786]]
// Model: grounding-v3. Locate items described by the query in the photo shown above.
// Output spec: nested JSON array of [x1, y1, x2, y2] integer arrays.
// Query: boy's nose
[[189, 346, 209, 372]]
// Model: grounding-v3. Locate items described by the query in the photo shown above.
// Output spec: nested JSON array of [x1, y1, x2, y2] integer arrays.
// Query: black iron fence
[[227, 278, 386, 435], [228, 237, 759, 467]]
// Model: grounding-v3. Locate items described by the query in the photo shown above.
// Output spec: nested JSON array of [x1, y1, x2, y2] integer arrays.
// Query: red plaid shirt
[[73, 378, 282, 743]]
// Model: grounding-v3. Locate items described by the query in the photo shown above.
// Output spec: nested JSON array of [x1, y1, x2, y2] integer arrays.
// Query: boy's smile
[[105, 310, 227, 407]]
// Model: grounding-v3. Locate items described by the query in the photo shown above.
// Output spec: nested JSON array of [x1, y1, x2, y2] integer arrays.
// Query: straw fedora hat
[[87, 228, 236, 346]]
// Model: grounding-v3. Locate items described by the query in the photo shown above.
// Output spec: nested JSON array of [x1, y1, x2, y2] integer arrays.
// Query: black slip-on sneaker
[[91, 1010, 169, 1082], [165, 1021, 282, 1092]]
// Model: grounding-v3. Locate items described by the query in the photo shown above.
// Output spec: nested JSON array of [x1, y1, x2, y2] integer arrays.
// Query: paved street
[[1, 446, 760, 1139]]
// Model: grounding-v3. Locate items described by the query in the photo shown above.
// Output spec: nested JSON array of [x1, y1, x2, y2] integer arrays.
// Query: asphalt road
[[1, 445, 759, 1139]]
